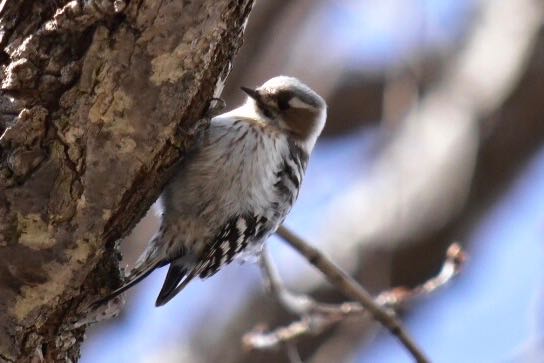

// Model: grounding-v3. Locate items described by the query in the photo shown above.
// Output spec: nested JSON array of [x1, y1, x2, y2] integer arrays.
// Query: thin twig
[[259, 247, 354, 316], [255, 248, 361, 360], [275, 226, 430, 363], [243, 311, 345, 350], [245, 236, 465, 357], [251, 227, 463, 362]]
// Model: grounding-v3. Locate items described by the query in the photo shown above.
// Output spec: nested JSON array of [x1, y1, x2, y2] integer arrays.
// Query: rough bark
[[0, 0, 253, 362]]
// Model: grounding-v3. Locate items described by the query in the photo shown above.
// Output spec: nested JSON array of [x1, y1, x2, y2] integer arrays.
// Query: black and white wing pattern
[[155, 138, 310, 306], [197, 214, 269, 278], [272, 139, 309, 218], [154, 214, 269, 306]]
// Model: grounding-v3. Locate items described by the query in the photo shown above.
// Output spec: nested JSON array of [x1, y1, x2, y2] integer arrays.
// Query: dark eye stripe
[[256, 100, 274, 118], [277, 91, 293, 110]]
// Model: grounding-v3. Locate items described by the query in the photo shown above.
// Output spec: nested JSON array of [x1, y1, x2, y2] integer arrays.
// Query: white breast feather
[[166, 113, 288, 227]]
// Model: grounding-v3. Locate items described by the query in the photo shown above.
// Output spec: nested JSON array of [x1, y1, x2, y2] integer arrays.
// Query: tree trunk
[[0, 0, 253, 361]]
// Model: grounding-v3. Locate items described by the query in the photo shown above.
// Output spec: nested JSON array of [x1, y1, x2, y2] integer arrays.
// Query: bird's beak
[[240, 86, 260, 101]]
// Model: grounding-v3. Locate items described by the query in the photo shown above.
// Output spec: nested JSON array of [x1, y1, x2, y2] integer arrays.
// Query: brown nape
[[282, 107, 319, 142]]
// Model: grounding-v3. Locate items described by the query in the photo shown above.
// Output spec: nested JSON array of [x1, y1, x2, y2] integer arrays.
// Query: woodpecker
[[97, 76, 327, 307]]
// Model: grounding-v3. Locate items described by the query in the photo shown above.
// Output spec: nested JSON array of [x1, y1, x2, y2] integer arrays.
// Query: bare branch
[[274, 226, 430, 362], [258, 247, 350, 316], [243, 313, 343, 350], [245, 227, 466, 361]]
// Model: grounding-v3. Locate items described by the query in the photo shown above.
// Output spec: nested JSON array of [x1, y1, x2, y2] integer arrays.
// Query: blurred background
[[82, 0, 544, 362]]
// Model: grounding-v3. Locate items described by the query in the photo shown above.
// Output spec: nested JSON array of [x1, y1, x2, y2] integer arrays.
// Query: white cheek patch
[[288, 96, 314, 110]]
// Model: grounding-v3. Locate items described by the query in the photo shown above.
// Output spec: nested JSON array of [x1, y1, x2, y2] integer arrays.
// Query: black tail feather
[[155, 263, 186, 305], [155, 267, 197, 307], [91, 261, 160, 308]]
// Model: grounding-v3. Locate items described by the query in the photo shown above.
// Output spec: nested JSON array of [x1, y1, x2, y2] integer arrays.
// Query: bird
[[96, 76, 327, 307]]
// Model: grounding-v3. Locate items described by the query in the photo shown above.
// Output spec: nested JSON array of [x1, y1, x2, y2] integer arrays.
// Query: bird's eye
[[276, 91, 293, 111]]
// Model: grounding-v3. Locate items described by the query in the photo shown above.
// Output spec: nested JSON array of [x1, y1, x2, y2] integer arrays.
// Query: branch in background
[[274, 226, 430, 363], [244, 226, 466, 360], [318, 0, 543, 264], [257, 246, 363, 317]]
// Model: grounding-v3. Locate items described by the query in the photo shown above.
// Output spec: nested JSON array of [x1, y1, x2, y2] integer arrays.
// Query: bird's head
[[241, 76, 327, 150]]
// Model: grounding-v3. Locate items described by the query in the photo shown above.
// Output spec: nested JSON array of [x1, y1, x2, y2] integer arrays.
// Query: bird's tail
[[91, 229, 168, 306], [155, 255, 198, 306], [91, 256, 162, 308]]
